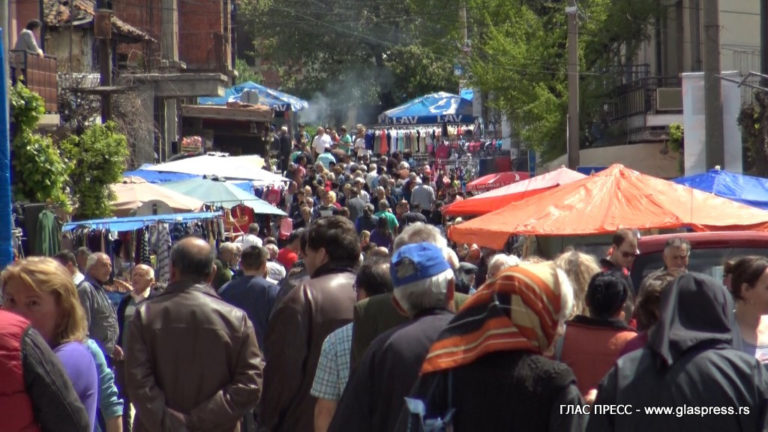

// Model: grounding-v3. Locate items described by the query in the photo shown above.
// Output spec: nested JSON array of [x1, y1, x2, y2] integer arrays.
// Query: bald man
[[126, 237, 264, 432]]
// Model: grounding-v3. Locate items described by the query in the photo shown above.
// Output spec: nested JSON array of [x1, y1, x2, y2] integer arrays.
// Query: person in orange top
[[557, 271, 637, 397]]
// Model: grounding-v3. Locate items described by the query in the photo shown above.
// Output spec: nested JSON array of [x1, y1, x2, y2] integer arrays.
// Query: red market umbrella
[[444, 167, 585, 216], [449, 164, 768, 249], [465, 171, 531, 194]]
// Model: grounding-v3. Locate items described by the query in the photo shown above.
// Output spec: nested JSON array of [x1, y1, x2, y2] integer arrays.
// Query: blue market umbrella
[[161, 178, 286, 216], [197, 81, 309, 112], [673, 168, 768, 210], [378, 91, 474, 125]]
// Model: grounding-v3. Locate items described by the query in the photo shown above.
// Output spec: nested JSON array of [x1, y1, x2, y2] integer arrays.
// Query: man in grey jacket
[[77, 252, 120, 360]]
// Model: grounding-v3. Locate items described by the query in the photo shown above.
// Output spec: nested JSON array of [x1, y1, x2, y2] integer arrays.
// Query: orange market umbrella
[[111, 177, 204, 217], [449, 164, 768, 249], [444, 167, 586, 216]]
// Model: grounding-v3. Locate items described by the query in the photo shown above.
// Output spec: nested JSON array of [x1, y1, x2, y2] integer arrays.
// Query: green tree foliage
[[235, 58, 264, 84], [237, 0, 461, 118], [738, 92, 768, 176], [60, 122, 129, 220], [466, 0, 659, 160], [9, 83, 71, 210]]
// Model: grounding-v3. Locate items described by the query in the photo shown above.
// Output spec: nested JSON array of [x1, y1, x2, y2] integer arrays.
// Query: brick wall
[[179, 0, 227, 71], [12, 2, 41, 49]]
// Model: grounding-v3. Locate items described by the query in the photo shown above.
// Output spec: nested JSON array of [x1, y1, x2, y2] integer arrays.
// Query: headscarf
[[649, 272, 733, 368], [420, 262, 571, 374]]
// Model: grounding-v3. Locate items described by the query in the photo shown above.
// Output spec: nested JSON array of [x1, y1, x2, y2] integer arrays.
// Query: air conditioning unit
[[656, 88, 682, 111]]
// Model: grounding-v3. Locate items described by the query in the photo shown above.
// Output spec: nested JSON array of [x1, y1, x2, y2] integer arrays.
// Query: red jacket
[[560, 315, 637, 396], [0, 311, 39, 432]]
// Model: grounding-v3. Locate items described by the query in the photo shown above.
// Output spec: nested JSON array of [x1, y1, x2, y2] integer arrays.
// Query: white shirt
[[73, 271, 85, 286], [313, 134, 332, 154], [266, 261, 286, 282], [354, 137, 367, 157], [236, 234, 263, 249]]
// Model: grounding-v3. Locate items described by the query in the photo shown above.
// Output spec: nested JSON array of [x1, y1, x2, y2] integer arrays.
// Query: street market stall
[[449, 164, 768, 249], [443, 167, 586, 217], [465, 171, 531, 194], [144, 153, 287, 184], [673, 167, 768, 210], [111, 177, 205, 217], [160, 177, 287, 216]]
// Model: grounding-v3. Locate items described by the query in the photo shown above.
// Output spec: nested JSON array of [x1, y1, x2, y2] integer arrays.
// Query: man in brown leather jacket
[[260, 216, 360, 432], [126, 237, 264, 432]]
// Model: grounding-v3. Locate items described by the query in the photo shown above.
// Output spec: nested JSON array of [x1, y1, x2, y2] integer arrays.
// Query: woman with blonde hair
[[2, 257, 100, 429], [554, 250, 600, 318]]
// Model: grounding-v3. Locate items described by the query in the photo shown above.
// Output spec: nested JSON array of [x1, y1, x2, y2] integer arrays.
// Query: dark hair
[[263, 236, 277, 246], [54, 250, 77, 266], [356, 258, 393, 297], [586, 272, 629, 319], [729, 256, 768, 300], [664, 237, 691, 251], [248, 223, 260, 235], [171, 237, 215, 280], [240, 246, 268, 271], [287, 228, 305, 245], [363, 203, 374, 217], [75, 246, 92, 257], [306, 216, 360, 266], [634, 272, 676, 331], [26, 20, 42, 31], [611, 229, 637, 248]]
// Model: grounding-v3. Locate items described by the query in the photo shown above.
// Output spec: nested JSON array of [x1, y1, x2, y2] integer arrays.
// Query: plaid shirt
[[310, 322, 352, 400]]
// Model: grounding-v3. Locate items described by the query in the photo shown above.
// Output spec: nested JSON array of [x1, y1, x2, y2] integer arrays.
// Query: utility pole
[[95, 0, 113, 123], [703, 0, 724, 168], [161, 0, 179, 161], [566, 0, 579, 169]]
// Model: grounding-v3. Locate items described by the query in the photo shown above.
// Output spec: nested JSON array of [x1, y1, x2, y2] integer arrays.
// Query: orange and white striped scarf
[[421, 262, 565, 374]]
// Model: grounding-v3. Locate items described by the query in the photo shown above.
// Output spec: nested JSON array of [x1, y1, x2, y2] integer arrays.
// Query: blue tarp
[[62, 211, 223, 232], [123, 169, 200, 183], [197, 81, 309, 112], [378, 91, 475, 125], [673, 168, 768, 210]]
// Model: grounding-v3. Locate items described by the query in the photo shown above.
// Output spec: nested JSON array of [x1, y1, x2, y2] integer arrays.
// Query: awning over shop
[[62, 211, 223, 232], [444, 167, 585, 217], [378, 91, 474, 125], [673, 167, 768, 210], [111, 177, 204, 217], [449, 164, 768, 249], [160, 178, 286, 216]]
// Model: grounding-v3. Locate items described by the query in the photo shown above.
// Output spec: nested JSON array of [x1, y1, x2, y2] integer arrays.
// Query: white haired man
[[78, 252, 120, 360], [329, 242, 455, 432]]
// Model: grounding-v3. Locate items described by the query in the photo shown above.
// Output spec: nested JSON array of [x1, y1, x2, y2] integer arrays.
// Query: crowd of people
[[4, 127, 768, 431]]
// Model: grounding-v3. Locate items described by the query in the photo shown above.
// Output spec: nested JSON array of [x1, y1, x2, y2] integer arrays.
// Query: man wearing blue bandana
[[328, 242, 455, 432]]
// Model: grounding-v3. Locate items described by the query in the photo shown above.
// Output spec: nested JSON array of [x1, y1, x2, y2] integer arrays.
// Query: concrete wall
[[45, 30, 93, 73], [540, 142, 681, 179]]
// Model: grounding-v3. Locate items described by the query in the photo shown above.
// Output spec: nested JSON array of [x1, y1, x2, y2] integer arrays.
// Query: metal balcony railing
[[606, 76, 681, 121], [10, 50, 58, 113]]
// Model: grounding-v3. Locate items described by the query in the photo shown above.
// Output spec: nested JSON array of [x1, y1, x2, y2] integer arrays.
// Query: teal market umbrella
[[161, 177, 286, 216]]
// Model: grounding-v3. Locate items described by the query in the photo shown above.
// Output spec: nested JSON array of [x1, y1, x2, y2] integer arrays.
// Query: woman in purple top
[[2, 257, 100, 430], [370, 216, 394, 250]]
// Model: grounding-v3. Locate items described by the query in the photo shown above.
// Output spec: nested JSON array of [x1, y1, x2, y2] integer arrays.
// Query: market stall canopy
[[111, 177, 205, 217], [197, 81, 309, 112], [444, 167, 586, 217], [450, 164, 768, 249], [144, 153, 284, 183], [465, 171, 531, 194], [62, 211, 223, 232], [122, 167, 199, 183], [160, 177, 286, 216], [378, 91, 474, 125], [673, 167, 768, 210]]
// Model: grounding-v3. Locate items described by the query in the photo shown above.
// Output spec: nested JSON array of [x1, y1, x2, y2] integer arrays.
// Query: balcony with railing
[[10, 50, 58, 114]]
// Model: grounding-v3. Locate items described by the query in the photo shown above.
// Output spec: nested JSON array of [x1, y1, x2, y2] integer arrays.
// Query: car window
[[631, 247, 768, 291]]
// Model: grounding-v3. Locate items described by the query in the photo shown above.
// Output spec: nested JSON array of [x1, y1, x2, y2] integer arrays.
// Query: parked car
[[631, 231, 768, 290]]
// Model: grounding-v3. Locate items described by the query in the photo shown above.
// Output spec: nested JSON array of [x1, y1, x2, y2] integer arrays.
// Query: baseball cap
[[391, 243, 450, 287]]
